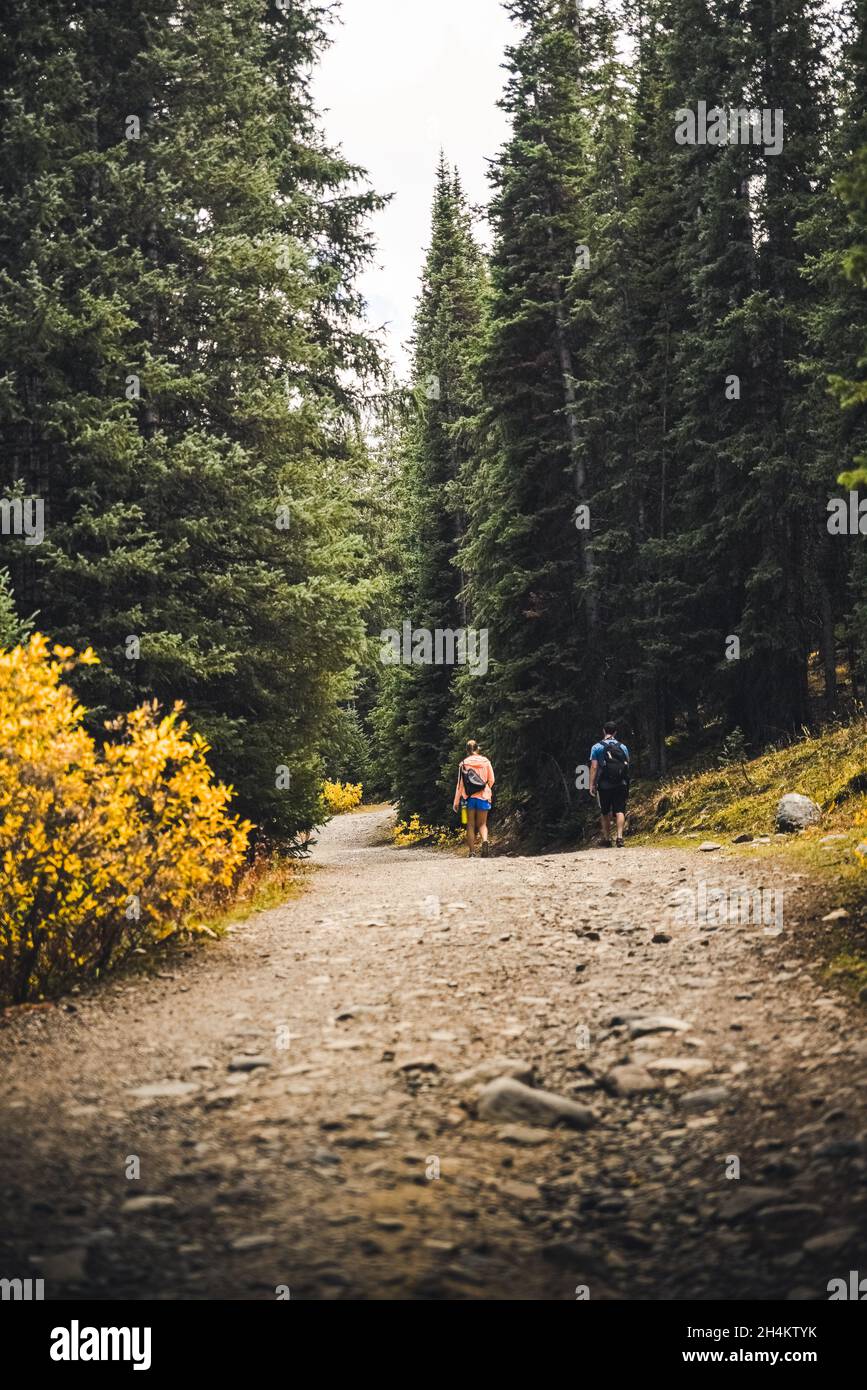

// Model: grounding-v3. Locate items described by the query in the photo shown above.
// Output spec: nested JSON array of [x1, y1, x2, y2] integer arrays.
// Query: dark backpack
[[461, 762, 487, 796], [598, 741, 629, 788]]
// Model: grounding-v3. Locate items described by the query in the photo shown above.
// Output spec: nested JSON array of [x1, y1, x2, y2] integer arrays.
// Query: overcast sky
[[312, 0, 517, 380]]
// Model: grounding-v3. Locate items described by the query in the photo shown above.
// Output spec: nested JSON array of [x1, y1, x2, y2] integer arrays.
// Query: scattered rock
[[311, 1148, 341, 1166], [821, 908, 850, 923], [496, 1124, 552, 1146], [698, 842, 723, 852], [775, 793, 821, 833], [40, 1248, 88, 1281], [821, 1107, 847, 1125], [646, 1057, 712, 1077], [625, 1014, 690, 1038], [454, 1057, 535, 1087], [680, 1086, 729, 1111], [812, 1139, 860, 1159], [476, 1077, 596, 1130], [719, 1186, 786, 1221], [495, 1178, 542, 1202], [651, 933, 671, 944], [204, 1089, 239, 1110], [228, 1234, 275, 1252], [731, 833, 753, 844], [396, 1057, 440, 1073], [128, 1081, 198, 1100], [756, 1203, 823, 1225], [802, 1227, 857, 1255], [227, 1055, 271, 1072], [120, 1196, 177, 1214], [605, 1064, 659, 1096]]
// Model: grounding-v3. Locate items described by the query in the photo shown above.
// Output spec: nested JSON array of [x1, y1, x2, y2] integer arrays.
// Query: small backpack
[[599, 741, 629, 787], [461, 761, 487, 797]]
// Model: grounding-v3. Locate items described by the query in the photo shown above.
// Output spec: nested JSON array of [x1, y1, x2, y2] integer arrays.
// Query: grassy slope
[[630, 718, 867, 840]]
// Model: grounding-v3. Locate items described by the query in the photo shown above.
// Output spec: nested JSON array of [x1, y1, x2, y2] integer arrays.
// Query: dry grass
[[630, 716, 867, 840]]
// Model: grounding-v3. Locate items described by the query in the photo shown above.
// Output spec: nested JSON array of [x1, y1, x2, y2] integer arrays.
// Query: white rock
[[128, 1081, 198, 1100], [476, 1077, 596, 1130]]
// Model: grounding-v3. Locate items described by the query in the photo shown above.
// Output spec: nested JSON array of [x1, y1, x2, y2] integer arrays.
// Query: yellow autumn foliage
[[321, 780, 363, 815], [391, 814, 462, 848], [0, 635, 251, 1004]]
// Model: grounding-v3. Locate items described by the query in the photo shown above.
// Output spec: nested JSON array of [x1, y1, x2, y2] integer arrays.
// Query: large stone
[[775, 793, 821, 833], [605, 1064, 660, 1096], [476, 1077, 596, 1130], [719, 1186, 786, 1221], [679, 1085, 729, 1110]]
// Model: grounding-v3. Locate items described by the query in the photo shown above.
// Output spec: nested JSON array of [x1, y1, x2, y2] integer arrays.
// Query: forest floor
[[1, 808, 866, 1301]]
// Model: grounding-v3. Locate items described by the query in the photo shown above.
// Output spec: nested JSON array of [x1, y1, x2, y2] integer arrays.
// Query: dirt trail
[[1, 810, 865, 1301]]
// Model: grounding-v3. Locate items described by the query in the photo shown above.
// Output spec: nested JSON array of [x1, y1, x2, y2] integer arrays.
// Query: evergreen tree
[[0, 0, 385, 839], [458, 0, 605, 834], [391, 158, 487, 822], [727, 0, 829, 739]]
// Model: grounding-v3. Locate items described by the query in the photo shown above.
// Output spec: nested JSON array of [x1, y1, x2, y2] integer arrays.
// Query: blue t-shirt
[[591, 738, 629, 782]]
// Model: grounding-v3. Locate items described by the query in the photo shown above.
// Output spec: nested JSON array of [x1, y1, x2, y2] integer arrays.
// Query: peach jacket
[[453, 754, 495, 812]]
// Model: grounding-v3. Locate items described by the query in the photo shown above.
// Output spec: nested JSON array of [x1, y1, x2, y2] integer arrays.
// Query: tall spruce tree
[[0, 0, 385, 839], [379, 158, 486, 823], [458, 0, 605, 834], [814, 0, 867, 692], [724, 0, 829, 740]]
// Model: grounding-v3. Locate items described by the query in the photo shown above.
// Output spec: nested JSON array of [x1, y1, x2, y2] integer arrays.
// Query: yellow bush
[[392, 814, 462, 848], [0, 635, 251, 1004], [322, 780, 363, 815]]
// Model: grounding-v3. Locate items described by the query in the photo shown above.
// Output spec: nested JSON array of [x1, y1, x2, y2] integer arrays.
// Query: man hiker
[[589, 721, 630, 848]]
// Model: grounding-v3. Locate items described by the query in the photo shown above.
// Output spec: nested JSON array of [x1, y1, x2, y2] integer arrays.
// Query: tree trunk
[[546, 221, 598, 637], [820, 579, 837, 717]]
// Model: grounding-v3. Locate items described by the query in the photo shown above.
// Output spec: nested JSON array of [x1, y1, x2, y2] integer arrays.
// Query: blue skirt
[[466, 797, 491, 811]]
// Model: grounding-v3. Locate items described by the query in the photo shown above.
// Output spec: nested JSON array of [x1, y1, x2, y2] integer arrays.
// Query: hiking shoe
[[601, 838, 612, 848], [480, 841, 490, 858], [616, 837, 624, 848]]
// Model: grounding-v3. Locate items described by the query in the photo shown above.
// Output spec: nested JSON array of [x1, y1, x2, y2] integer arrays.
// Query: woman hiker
[[453, 739, 495, 858]]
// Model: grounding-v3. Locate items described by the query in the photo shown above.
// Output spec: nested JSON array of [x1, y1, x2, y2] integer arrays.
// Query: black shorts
[[598, 784, 628, 815]]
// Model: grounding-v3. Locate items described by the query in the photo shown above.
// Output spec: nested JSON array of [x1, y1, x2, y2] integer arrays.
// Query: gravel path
[[1, 809, 865, 1301]]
